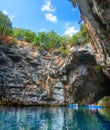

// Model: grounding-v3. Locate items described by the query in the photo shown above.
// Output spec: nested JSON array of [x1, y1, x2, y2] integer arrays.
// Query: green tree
[[0, 11, 13, 38], [13, 28, 36, 43], [34, 31, 61, 50], [34, 32, 48, 46], [46, 30, 61, 48], [80, 24, 89, 43], [13, 28, 24, 41], [70, 24, 89, 45], [60, 36, 70, 49], [24, 30, 36, 43]]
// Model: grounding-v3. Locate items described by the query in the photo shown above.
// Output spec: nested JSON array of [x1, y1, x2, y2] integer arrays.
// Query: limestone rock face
[[0, 41, 109, 105], [71, 0, 110, 78], [0, 42, 69, 105], [65, 46, 110, 104]]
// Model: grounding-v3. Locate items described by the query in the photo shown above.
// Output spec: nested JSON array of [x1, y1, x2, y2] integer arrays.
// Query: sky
[[0, 0, 81, 36]]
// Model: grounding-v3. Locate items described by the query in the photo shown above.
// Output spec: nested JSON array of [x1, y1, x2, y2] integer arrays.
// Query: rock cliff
[[70, 0, 110, 78], [0, 0, 110, 106], [0, 41, 109, 105]]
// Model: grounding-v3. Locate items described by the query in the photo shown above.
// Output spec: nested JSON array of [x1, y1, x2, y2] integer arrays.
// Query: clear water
[[0, 106, 110, 130]]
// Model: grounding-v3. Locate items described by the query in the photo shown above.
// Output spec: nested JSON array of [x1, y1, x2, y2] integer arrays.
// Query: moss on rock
[[97, 96, 110, 107]]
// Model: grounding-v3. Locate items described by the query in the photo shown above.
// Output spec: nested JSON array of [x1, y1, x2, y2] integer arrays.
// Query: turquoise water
[[0, 106, 110, 130]]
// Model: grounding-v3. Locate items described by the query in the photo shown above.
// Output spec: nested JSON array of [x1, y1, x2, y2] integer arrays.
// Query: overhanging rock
[[70, 0, 110, 78]]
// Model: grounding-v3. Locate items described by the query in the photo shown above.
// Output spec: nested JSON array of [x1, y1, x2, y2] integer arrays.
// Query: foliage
[[70, 24, 89, 45], [0, 10, 89, 56], [24, 30, 36, 43], [95, 64, 101, 71], [13, 28, 24, 41], [58, 36, 70, 55], [60, 36, 70, 49], [46, 30, 61, 48], [33, 32, 48, 47], [13, 28, 36, 43], [58, 46, 69, 56], [34, 30, 61, 50], [13, 23, 89, 55], [97, 96, 110, 107], [0, 11, 13, 39]]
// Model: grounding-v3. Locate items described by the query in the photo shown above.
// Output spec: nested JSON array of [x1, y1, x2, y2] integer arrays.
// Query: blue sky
[[0, 0, 81, 36]]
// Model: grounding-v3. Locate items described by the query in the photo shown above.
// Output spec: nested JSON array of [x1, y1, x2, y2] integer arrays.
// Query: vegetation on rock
[[70, 24, 89, 45], [97, 96, 110, 107], [0, 11, 13, 40], [0, 10, 89, 55], [13, 28, 36, 43]]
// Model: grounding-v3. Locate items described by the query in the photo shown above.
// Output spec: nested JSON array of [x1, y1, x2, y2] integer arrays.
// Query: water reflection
[[0, 106, 110, 130], [98, 108, 110, 121]]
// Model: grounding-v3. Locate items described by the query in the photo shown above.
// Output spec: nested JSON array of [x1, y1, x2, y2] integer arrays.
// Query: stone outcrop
[[70, 0, 110, 78], [65, 46, 110, 104], [0, 41, 109, 105]]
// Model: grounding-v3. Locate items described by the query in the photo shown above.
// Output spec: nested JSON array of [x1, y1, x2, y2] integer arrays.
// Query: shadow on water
[[0, 106, 110, 130]]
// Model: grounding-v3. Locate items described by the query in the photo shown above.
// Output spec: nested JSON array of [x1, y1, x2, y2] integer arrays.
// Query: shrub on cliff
[[13, 28, 36, 43], [70, 24, 89, 45], [34, 31, 61, 50], [0, 11, 13, 39]]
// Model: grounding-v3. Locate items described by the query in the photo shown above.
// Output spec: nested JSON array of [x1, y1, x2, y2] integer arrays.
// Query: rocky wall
[[70, 0, 110, 78], [0, 41, 109, 105]]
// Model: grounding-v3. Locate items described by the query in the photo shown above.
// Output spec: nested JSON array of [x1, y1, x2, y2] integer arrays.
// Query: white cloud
[[45, 13, 57, 22], [64, 23, 78, 36], [64, 22, 70, 29], [41, 0, 57, 23], [39, 28, 46, 32], [64, 26, 78, 36], [2, 10, 16, 21], [9, 15, 15, 21], [2, 10, 8, 15], [41, 0, 55, 12]]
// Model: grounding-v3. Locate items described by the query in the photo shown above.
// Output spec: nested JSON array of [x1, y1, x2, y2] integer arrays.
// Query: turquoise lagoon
[[0, 106, 110, 130]]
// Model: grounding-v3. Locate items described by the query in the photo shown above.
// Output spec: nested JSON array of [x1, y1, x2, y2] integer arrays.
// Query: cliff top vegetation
[[0, 10, 89, 55]]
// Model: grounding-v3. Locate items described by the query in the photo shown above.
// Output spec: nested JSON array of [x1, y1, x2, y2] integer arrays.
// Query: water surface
[[0, 106, 110, 130]]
